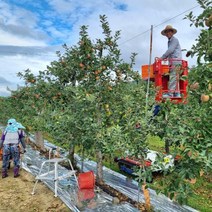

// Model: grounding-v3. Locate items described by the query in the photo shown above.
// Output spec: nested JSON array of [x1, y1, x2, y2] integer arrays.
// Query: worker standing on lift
[[160, 25, 182, 98]]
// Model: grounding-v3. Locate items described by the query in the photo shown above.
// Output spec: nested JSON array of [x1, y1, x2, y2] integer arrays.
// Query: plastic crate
[[141, 64, 169, 79], [141, 65, 154, 79]]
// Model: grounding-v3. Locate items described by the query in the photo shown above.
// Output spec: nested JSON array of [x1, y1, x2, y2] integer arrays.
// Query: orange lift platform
[[141, 58, 188, 104]]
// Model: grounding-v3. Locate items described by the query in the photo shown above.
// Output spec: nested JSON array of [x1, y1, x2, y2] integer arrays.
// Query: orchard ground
[[0, 161, 70, 212]]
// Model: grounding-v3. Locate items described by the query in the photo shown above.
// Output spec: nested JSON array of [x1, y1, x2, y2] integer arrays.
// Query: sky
[[0, 0, 203, 96]]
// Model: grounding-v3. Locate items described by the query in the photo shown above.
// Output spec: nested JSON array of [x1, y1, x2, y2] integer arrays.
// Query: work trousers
[[2, 144, 20, 170], [169, 60, 182, 93]]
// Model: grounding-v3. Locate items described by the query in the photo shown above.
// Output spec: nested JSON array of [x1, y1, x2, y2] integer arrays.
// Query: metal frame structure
[[32, 156, 78, 197]]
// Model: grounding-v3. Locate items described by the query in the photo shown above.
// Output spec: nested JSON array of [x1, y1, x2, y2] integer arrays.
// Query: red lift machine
[[142, 58, 188, 104]]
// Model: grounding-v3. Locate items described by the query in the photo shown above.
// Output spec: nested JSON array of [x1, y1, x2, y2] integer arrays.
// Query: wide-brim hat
[[161, 25, 177, 36]]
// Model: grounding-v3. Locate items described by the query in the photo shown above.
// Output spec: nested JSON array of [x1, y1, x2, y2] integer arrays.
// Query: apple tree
[[151, 0, 211, 205]]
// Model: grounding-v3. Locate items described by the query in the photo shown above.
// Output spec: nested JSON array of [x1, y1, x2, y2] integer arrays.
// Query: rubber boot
[[14, 167, 20, 178], [2, 169, 8, 178]]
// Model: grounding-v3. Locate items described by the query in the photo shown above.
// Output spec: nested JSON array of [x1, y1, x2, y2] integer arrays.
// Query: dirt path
[[0, 161, 70, 212]]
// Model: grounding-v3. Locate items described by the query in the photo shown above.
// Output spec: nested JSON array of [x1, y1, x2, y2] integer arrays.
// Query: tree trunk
[[96, 150, 104, 184], [68, 144, 76, 168], [142, 183, 151, 211], [165, 139, 170, 154], [34, 131, 45, 151], [80, 147, 85, 172]]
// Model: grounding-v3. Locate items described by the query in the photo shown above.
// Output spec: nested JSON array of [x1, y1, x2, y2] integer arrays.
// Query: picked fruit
[[201, 94, 210, 102], [190, 82, 199, 90], [79, 63, 84, 68], [205, 15, 212, 27]]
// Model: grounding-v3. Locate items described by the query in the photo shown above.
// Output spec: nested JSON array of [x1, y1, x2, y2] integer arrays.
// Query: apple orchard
[[0, 1, 211, 211]]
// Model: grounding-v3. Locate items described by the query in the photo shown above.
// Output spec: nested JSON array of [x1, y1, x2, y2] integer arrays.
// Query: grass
[[147, 135, 165, 151], [148, 171, 212, 212], [187, 174, 212, 212]]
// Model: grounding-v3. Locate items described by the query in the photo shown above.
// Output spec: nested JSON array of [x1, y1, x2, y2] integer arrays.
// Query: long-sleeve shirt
[[161, 36, 182, 59]]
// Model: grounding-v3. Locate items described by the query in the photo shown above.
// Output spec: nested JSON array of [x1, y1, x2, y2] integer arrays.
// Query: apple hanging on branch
[[201, 94, 210, 102]]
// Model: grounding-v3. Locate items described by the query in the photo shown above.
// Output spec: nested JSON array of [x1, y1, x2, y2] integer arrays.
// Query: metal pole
[[145, 25, 153, 120]]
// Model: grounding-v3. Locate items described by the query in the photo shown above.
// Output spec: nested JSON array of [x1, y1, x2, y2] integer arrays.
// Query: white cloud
[[0, 53, 58, 96], [0, 0, 203, 96], [0, 30, 47, 46]]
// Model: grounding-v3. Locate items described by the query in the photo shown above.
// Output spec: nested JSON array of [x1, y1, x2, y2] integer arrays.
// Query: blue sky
[[0, 0, 203, 96]]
